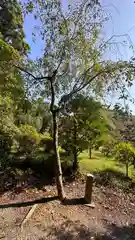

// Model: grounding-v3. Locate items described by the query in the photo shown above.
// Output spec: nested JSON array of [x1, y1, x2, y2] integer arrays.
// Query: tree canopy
[[0, 0, 30, 55]]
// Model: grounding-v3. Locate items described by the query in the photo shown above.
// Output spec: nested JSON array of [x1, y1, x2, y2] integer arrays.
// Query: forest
[[1, 0, 135, 239]]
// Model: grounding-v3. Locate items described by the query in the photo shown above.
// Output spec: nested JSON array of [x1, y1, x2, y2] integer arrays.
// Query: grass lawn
[[79, 150, 135, 180]]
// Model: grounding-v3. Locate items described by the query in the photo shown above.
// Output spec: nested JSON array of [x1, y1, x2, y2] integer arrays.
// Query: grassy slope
[[79, 150, 135, 180]]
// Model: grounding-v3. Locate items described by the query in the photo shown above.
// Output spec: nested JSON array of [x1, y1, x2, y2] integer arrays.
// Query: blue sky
[[24, 0, 135, 111]]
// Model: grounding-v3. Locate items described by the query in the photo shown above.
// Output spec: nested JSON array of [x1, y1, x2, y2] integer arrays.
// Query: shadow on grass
[[94, 168, 135, 191], [45, 220, 135, 240], [0, 196, 58, 209]]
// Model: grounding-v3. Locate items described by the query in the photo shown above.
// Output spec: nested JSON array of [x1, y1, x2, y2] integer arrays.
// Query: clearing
[[0, 151, 135, 239], [79, 150, 135, 180]]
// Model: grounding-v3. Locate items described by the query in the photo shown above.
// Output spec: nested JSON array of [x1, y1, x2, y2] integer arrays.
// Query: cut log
[[85, 174, 94, 205]]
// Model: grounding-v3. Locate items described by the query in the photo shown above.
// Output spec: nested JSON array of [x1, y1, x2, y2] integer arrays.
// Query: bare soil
[[0, 180, 135, 239]]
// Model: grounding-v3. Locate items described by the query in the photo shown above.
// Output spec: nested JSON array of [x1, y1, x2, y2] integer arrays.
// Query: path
[[0, 181, 135, 239]]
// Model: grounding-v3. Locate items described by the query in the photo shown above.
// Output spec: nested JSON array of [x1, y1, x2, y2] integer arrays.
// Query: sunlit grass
[[79, 150, 135, 180]]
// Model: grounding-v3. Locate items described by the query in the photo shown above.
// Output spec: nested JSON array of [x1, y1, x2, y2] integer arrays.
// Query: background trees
[[0, 0, 30, 116], [60, 94, 111, 172], [0, 0, 30, 170]]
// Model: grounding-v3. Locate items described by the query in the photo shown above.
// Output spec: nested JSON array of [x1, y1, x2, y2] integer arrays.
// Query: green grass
[[79, 150, 135, 180]]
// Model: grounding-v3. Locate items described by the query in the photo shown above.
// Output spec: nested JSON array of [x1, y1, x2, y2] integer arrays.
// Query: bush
[[13, 125, 43, 161], [12, 128, 55, 177], [19, 124, 42, 143], [115, 142, 135, 177], [9, 125, 74, 180]]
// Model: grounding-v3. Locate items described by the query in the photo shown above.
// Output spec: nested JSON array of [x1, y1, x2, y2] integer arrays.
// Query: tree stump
[[84, 174, 95, 207]]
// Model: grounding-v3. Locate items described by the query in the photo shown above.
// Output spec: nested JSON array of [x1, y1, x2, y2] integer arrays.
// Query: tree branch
[[72, 61, 104, 92], [15, 65, 49, 81], [99, 34, 132, 52], [59, 70, 104, 107]]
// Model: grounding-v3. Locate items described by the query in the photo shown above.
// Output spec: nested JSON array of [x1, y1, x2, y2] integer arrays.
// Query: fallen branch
[[21, 204, 38, 230]]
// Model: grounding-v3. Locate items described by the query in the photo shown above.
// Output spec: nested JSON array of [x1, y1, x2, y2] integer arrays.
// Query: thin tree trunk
[[52, 110, 66, 200], [89, 147, 92, 159], [73, 118, 79, 173], [50, 76, 65, 201]]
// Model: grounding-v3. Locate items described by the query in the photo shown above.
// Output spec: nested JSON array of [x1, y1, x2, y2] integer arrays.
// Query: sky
[[24, 0, 135, 112]]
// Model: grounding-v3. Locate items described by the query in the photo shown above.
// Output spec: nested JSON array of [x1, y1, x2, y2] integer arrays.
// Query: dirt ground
[[0, 180, 135, 240]]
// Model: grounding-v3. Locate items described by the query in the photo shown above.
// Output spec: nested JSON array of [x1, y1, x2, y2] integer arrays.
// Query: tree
[[18, 0, 134, 200], [59, 114, 88, 172], [113, 103, 135, 143], [115, 142, 135, 177], [0, 0, 31, 137], [0, 37, 28, 151], [0, 1, 31, 171], [0, 0, 30, 55], [0, 0, 30, 104], [0, 39, 21, 133], [60, 95, 110, 172]]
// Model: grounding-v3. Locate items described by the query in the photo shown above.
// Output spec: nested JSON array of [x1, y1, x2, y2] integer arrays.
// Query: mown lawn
[[79, 150, 135, 180]]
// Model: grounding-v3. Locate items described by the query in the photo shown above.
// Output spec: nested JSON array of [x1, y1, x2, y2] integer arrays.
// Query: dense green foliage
[[60, 94, 112, 171], [0, 0, 30, 54], [115, 142, 135, 177]]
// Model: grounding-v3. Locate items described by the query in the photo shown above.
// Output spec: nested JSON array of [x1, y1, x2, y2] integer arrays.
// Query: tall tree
[[0, 0, 30, 121], [18, 0, 134, 200], [0, 0, 29, 55]]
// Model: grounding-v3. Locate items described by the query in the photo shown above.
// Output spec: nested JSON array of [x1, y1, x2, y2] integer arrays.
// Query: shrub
[[19, 124, 42, 143], [115, 142, 135, 177], [11, 126, 73, 180], [14, 125, 43, 159], [12, 128, 55, 176]]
